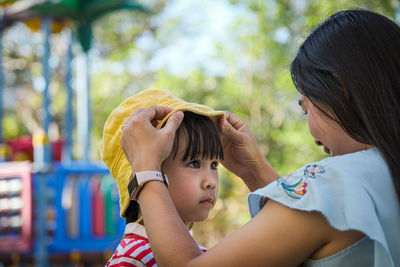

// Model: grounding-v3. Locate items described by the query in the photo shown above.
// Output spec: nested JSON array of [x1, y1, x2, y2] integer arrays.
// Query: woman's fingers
[[219, 111, 248, 138], [162, 111, 184, 134], [120, 106, 183, 172], [145, 106, 174, 121], [124, 106, 173, 127]]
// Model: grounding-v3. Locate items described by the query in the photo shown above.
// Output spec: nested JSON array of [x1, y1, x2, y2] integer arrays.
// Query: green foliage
[[29, 0, 147, 51]]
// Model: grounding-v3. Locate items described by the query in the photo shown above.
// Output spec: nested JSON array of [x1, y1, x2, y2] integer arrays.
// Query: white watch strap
[[136, 171, 169, 186], [129, 171, 169, 201]]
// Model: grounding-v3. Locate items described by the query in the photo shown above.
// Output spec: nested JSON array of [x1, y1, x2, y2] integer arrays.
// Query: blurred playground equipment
[[0, 0, 147, 266]]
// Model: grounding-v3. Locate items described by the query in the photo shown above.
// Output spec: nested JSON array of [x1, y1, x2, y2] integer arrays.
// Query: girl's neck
[[138, 215, 193, 230]]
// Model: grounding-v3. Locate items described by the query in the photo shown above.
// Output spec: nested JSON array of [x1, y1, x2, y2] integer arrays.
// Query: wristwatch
[[128, 171, 169, 201]]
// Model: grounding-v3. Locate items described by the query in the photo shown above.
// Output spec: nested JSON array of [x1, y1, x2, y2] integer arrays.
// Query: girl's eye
[[211, 161, 219, 170], [188, 160, 200, 168], [303, 111, 308, 115]]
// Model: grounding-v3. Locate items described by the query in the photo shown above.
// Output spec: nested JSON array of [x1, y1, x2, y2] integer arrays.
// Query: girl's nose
[[202, 173, 217, 190]]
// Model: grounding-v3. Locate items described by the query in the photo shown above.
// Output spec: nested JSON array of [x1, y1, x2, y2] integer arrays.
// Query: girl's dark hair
[[170, 111, 224, 162], [125, 111, 223, 223], [125, 200, 140, 224], [290, 9, 400, 202]]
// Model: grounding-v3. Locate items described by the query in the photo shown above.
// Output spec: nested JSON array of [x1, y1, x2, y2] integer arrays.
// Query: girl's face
[[299, 95, 368, 156], [161, 131, 220, 223]]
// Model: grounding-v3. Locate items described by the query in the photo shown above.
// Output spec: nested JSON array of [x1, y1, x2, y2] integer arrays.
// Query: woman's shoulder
[[257, 148, 388, 199], [248, 148, 393, 220], [248, 147, 400, 267], [318, 146, 385, 169]]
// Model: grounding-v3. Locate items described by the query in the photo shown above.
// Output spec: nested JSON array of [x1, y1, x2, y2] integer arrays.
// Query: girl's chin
[[184, 215, 209, 223]]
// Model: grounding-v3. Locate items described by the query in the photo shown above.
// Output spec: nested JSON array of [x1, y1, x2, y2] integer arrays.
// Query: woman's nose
[[314, 140, 323, 146]]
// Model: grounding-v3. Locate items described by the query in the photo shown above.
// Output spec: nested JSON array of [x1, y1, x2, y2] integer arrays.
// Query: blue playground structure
[[0, 1, 146, 265]]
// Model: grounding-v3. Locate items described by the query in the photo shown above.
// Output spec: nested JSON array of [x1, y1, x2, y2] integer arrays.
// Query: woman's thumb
[[219, 113, 238, 138], [164, 111, 184, 133]]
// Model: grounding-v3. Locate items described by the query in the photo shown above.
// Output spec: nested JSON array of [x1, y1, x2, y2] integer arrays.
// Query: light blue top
[[248, 148, 400, 266]]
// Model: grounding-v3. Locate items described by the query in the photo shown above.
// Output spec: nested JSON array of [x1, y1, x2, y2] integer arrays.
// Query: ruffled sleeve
[[248, 148, 399, 267]]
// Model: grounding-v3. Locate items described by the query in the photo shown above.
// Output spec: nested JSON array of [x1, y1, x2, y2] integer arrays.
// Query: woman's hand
[[120, 106, 184, 172], [219, 111, 279, 191]]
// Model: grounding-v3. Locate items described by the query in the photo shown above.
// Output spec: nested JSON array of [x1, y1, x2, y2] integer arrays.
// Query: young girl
[[120, 9, 400, 266], [100, 89, 224, 266]]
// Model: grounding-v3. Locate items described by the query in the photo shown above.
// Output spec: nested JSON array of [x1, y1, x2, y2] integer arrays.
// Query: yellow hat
[[100, 89, 224, 217]]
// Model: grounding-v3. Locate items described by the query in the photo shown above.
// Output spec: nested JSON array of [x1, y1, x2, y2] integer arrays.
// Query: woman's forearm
[[241, 152, 280, 192], [138, 182, 201, 266]]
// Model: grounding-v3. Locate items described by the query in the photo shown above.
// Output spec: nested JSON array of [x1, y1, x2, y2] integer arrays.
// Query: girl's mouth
[[200, 198, 214, 206]]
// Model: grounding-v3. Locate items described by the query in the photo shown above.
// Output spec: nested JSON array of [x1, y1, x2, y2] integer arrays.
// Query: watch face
[[128, 175, 139, 199]]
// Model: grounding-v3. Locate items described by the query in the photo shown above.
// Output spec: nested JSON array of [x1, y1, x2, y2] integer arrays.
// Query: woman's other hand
[[219, 111, 279, 191], [121, 106, 184, 173]]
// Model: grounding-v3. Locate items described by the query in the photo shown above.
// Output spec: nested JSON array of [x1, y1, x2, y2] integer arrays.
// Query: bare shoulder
[[194, 200, 364, 267]]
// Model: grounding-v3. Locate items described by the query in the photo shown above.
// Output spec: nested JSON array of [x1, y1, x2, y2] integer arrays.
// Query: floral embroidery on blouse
[[277, 164, 324, 199], [277, 178, 308, 199], [304, 164, 325, 179]]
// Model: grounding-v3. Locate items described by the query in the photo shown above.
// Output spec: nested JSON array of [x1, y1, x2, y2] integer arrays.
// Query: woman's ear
[[333, 73, 350, 100]]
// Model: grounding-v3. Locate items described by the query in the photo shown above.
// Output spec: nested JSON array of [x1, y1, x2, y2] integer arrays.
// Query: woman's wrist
[[245, 155, 280, 191], [131, 158, 162, 173], [137, 179, 169, 203]]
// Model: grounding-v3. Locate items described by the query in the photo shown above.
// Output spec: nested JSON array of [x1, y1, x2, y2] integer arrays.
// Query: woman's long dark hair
[[291, 9, 400, 202]]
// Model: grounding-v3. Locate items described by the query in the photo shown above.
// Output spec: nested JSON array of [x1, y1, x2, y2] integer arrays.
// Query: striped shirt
[[106, 223, 207, 267]]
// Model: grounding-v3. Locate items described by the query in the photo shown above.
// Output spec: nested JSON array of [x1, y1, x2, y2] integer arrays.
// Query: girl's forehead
[[173, 130, 197, 158], [175, 129, 189, 146]]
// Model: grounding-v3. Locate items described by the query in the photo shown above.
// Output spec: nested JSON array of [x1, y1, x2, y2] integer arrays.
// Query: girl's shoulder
[[106, 234, 155, 267]]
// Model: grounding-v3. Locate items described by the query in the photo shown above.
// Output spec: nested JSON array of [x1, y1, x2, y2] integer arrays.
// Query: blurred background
[[0, 0, 398, 265]]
